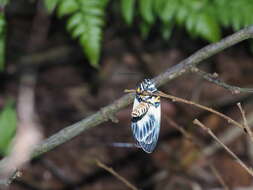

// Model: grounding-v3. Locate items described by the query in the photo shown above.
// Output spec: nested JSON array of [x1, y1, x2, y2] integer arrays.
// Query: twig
[[166, 117, 230, 188], [165, 116, 201, 148], [237, 103, 253, 140], [96, 160, 138, 190], [209, 164, 230, 190], [194, 111, 253, 162], [193, 68, 253, 93], [125, 89, 245, 131], [193, 119, 253, 177]]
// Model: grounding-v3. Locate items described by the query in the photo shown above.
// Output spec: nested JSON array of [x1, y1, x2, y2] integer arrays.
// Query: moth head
[[137, 79, 157, 94], [136, 79, 157, 102]]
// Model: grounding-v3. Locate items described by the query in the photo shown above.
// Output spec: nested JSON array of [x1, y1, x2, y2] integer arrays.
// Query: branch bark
[[194, 68, 253, 93], [32, 25, 253, 158]]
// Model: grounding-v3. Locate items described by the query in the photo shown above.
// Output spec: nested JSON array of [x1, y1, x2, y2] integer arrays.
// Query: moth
[[131, 79, 161, 153]]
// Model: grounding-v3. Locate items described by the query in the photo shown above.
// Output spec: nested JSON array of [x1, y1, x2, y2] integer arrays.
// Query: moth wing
[[131, 98, 161, 153]]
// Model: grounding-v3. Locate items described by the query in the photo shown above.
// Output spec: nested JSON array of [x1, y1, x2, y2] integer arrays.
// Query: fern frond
[[57, 0, 79, 17], [0, 13, 6, 71], [138, 0, 154, 24], [44, 0, 61, 13], [159, 0, 178, 24], [121, 0, 135, 25], [45, 0, 108, 68]]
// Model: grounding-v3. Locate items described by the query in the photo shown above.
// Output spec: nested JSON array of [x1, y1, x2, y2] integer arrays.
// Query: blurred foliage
[[122, 0, 253, 42], [0, 13, 6, 71], [0, 100, 17, 155], [44, 0, 253, 68], [0, 0, 251, 69], [0, 0, 7, 71], [0, 0, 8, 6]]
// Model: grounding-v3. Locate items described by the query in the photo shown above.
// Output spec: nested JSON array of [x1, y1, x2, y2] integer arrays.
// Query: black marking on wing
[[131, 113, 160, 153]]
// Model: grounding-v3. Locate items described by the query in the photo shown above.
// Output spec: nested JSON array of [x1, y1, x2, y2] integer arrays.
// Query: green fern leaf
[[195, 13, 221, 42], [53, 0, 108, 67], [80, 26, 101, 68], [65, 0, 108, 68], [175, 5, 188, 25], [154, 0, 166, 15], [0, 0, 8, 6], [67, 12, 83, 31], [57, 0, 79, 17], [71, 22, 86, 39], [121, 0, 135, 25], [159, 0, 178, 24], [0, 13, 6, 71], [185, 11, 197, 36], [0, 100, 16, 155], [44, 0, 61, 13], [139, 0, 154, 24]]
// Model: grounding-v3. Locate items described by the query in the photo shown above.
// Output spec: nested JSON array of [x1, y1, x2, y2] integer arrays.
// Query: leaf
[[67, 12, 83, 31], [44, 0, 61, 13], [58, 0, 79, 17], [0, 0, 8, 6], [195, 13, 221, 42], [68, 0, 108, 68], [185, 11, 198, 35], [80, 25, 101, 68], [231, 13, 242, 31], [159, 0, 178, 24], [71, 23, 86, 38], [0, 100, 16, 155], [120, 0, 135, 25], [154, 0, 166, 15], [139, 0, 154, 24], [175, 5, 188, 25], [0, 13, 6, 71], [59, 0, 108, 68]]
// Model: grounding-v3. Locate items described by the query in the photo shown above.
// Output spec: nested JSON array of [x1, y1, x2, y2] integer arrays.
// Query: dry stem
[[193, 119, 253, 177], [193, 68, 253, 93], [209, 164, 230, 190], [237, 103, 253, 141], [96, 160, 138, 190]]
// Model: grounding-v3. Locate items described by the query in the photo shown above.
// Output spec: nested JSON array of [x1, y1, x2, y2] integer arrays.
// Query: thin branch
[[193, 68, 253, 93], [0, 25, 252, 164], [125, 89, 245, 131], [96, 160, 138, 190], [158, 91, 244, 130], [193, 119, 253, 177], [165, 116, 202, 149], [166, 117, 230, 189], [237, 103, 253, 140], [209, 164, 230, 190], [197, 111, 253, 160]]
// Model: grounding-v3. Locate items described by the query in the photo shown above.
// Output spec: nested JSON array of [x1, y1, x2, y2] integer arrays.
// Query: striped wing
[[131, 98, 161, 153]]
